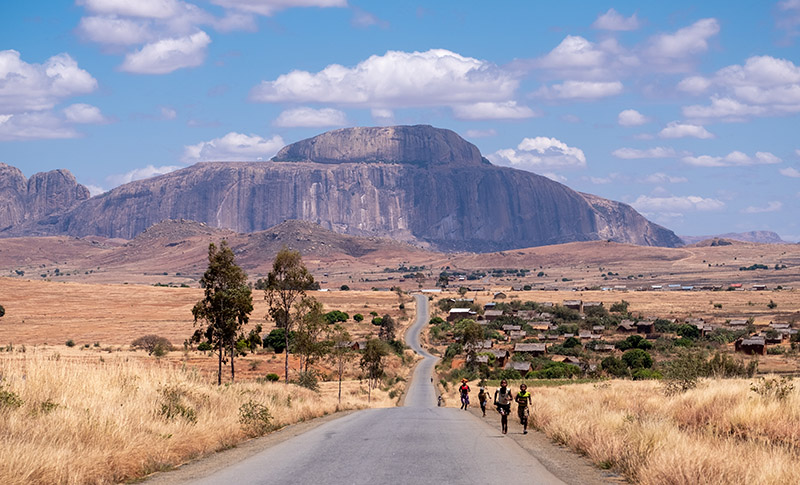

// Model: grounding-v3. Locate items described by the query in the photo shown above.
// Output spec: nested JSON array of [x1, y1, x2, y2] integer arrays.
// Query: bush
[[65, 339, 76, 347], [264, 328, 294, 353], [158, 385, 197, 423], [294, 370, 319, 391], [494, 369, 522, 381], [371, 317, 383, 326], [340, 285, 350, 291], [239, 399, 272, 437], [264, 373, 280, 382], [654, 318, 680, 333], [562, 336, 581, 348], [444, 343, 463, 360], [0, 386, 24, 409], [676, 324, 701, 340], [323, 310, 349, 324], [616, 335, 652, 351], [632, 368, 662, 380], [197, 342, 212, 351], [601, 356, 629, 377], [674, 337, 694, 347], [610, 300, 629, 313], [622, 349, 653, 369], [0, 304, 4, 318], [750, 376, 794, 401], [528, 361, 581, 379], [353, 313, 364, 322], [131, 335, 174, 356], [767, 300, 777, 309]]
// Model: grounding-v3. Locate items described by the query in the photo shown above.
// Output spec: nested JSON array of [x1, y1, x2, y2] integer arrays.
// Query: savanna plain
[[1, 237, 800, 484]]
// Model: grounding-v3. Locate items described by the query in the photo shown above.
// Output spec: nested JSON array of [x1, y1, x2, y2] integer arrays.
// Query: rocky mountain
[[0, 162, 90, 231], [681, 231, 789, 245], [0, 126, 683, 252]]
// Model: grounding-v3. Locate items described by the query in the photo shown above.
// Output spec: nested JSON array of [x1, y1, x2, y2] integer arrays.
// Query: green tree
[[622, 349, 653, 369], [293, 297, 329, 374], [601, 356, 629, 377], [264, 328, 292, 353], [378, 314, 396, 342], [191, 241, 254, 385], [360, 338, 390, 402], [265, 247, 316, 384], [353, 313, 364, 322], [677, 324, 701, 340], [328, 324, 354, 404], [454, 319, 483, 366]]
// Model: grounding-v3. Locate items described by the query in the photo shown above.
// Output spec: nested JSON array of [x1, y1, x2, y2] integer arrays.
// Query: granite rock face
[[0, 163, 90, 231], [0, 126, 683, 251]]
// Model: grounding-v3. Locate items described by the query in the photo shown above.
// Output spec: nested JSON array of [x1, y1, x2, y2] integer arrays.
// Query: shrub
[[158, 386, 197, 423], [340, 285, 350, 291], [429, 316, 445, 325], [632, 368, 662, 380], [0, 386, 23, 409], [197, 342, 212, 351], [528, 361, 581, 379], [65, 339, 75, 348], [353, 313, 364, 322], [323, 310, 349, 324], [676, 324, 701, 340], [750, 376, 794, 401], [444, 343, 463, 360], [674, 337, 694, 347], [131, 335, 174, 356], [294, 370, 319, 391], [767, 300, 777, 309], [371, 316, 383, 326], [609, 300, 629, 313], [622, 349, 653, 369], [0, 304, 4, 318], [601, 356, 629, 377], [238, 400, 272, 437], [264, 373, 280, 382], [562, 336, 581, 348]]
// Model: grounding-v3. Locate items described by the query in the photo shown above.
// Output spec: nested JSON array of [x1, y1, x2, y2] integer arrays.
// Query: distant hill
[[681, 231, 789, 245]]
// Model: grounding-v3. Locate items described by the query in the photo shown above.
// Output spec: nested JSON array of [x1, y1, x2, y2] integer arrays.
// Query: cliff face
[[0, 126, 683, 251], [0, 163, 90, 231]]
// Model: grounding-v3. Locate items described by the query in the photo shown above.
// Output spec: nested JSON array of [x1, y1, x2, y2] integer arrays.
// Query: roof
[[502, 324, 521, 331], [514, 343, 546, 352], [484, 310, 503, 317], [506, 361, 532, 371]]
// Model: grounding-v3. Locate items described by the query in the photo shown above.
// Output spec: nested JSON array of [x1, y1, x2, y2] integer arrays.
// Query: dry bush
[[0, 349, 394, 485], [522, 378, 800, 484]]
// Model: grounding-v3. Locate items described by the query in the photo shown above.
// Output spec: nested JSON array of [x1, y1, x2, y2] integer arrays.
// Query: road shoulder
[[462, 405, 626, 485]]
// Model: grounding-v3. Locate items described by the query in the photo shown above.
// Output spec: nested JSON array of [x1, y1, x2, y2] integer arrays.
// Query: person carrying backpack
[[459, 378, 471, 410], [494, 379, 513, 434], [515, 383, 532, 434]]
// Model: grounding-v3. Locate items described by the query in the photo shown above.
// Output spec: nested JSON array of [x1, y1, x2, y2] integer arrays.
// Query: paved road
[[186, 294, 565, 485]]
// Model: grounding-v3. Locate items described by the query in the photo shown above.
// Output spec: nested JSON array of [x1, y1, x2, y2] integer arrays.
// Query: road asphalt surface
[[159, 294, 573, 485]]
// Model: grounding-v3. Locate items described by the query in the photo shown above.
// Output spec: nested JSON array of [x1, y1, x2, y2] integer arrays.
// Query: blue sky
[[1, 1, 799, 240]]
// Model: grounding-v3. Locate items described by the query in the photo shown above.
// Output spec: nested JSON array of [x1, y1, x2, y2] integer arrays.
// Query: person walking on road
[[494, 379, 513, 434], [515, 383, 532, 434], [478, 387, 488, 417], [459, 378, 471, 410]]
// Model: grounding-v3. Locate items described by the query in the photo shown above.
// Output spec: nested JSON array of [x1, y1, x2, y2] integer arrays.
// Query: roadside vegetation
[[0, 350, 397, 485]]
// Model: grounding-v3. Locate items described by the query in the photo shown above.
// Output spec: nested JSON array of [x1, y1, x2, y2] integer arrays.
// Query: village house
[[484, 309, 504, 321], [484, 301, 497, 310], [508, 330, 527, 340], [563, 300, 582, 312], [592, 325, 605, 334], [583, 301, 603, 312], [502, 324, 522, 333], [493, 292, 507, 299], [505, 361, 532, 374], [447, 307, 476, 322], [593, 343, 616, 352], [728, 319, 749, 327], [617, 320, 637, 332], [515, 310, 538, 320], [636, 321, 655, 334], [487, 349, 510, 367], [735, 337, 766, 355], [514, 342, 547, 356]]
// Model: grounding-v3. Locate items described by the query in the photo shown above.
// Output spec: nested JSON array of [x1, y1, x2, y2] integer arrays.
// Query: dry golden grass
[[0, 349, 398, 485], [515, 378, 800, 484]]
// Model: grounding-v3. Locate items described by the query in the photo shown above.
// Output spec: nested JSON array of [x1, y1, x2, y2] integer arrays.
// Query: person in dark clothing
[[459, 378, 471, 410], [494, 379, 512, 434]]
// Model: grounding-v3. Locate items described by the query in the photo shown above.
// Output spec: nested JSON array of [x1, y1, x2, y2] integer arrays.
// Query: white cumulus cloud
[[63, 103, 108, 124], [250, 49, 518, 108], [780, 166, 800, 178], [646, 18, 719, 61], [106, 164, 182, 187], [0, 112, 80, 141], [183, 132, 285, 162], [641, 173, 688, 184], [742, 201, 783, 214], [537, 80, 623, 100], [612, 147, 677, 159], [0, 50, 98, 113], [77, 0, 184, 19], [210, 0, 347, 16], [452, 101, 536, 120], [632, 194, 725, 214], [682, 151, 782, 167], [592, 8, 640, 31], [487, 137, 586, 172], [618, 109, 649, 126], [659, 121, 714, 139], [120, 31, 211, 74], [273, 107, 347, 127]]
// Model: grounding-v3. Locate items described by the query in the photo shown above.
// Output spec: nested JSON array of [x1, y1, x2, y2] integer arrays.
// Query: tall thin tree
[[265, 247, 315, 384], [328, 324, 354, 404], [191, 241, 253, 385]]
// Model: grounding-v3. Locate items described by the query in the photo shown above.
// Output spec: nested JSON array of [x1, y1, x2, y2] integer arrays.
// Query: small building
[[592, 325, 605, 334], [735, 337, 766, 355], [559, 356, 581, 365], [447, 308, 476, 322], [752, 284, 767, 291], [487, 349, 510, 367], [579, 331, 593, 339], [510, 285, 524, 291], [617, 320, 637, 332], [475, 355, 490, 364], [529, 322, 551, 331], [594, 343, 616, 352], [508, 330, 527, 340], [516, 310, 538, 320], [563, 300, 583, 312], [514, 343, 547, 356], [636, 321, 655, 334], [583, 301, 603, 312], [493, 292, 507, 300], [502, 324, 522, 333], [484, 302, 497, 310], [505, 361, 532, 374], [484, 309, 504, 321], [728, 319, 749, 327]]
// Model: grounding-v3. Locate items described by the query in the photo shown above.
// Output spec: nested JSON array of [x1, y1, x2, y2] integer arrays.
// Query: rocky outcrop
[[273, 125, 487, 167], [0, 126, 683, 251], [0, 163, 90, 231]]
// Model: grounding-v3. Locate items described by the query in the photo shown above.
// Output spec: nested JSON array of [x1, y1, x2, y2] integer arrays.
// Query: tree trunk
[[284, 338, 289, 384], [338, 367, 342, 404], [230, 342, 235, 383], [217, 346, 222, 386]]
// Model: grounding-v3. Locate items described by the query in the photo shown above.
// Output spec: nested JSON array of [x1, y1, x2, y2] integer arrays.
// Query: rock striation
[[0, 162, 90, 231], [0, 126, 683, 251]]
